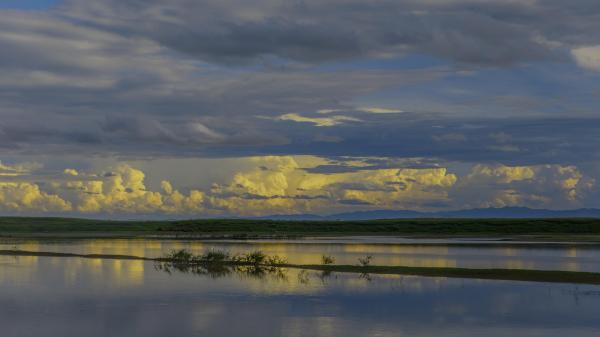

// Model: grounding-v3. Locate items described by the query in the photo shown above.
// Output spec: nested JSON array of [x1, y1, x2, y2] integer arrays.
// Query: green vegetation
[[161, 249, 286, 266], [1, 216, 600, 237]]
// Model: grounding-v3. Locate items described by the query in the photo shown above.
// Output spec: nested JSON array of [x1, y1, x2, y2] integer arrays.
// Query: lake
[[1, 237, 600, 336]]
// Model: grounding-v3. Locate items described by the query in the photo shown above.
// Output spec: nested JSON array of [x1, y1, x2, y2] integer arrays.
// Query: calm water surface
[[1, 237, 600, 336], [1, 255, 600, 337], [1, 236, 599, 271]]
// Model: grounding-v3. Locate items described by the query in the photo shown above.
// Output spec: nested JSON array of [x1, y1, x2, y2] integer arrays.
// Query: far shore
[[1, 216, 600, 241]]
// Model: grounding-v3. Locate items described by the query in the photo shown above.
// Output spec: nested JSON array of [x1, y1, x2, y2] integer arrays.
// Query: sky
[[0, 0, 599, 218]]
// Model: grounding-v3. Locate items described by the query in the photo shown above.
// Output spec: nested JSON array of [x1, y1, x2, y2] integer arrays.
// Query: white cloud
[[572, 45, 600, 71], [358, 107, 403, 114], [276, 113, 361, 127], [63, 168, 79, 176], [453, 164, 595, 209], [0, 161, 40, 177], [0, 182, 71, 212], [0, 158, 596, 216]]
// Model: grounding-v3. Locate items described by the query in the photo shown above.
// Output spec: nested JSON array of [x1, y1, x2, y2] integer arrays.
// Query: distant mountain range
[[257, 207, 600, 221]]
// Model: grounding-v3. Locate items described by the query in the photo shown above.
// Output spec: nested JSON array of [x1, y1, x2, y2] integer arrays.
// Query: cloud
[[48, 165, 207, 214], [63, 168, 79, 176], [0, 2, 599, 211], [0, 2, 598, 165], [0, 182, 72, 212], [572, 45, 600, 71], [358, 107, 404, 114], [0, 157, 597, 216], [452, 164, 595, 209], [57, 0, 574, 66], [209, 156, 458, 215], [0, 161, 39, 177], [317, 107, 403, 114], [276, 113, 361, 127]]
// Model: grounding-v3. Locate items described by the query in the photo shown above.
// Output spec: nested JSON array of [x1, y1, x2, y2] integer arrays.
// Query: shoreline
[[3, 249, 600, 285], [2, 232, 600, 244]]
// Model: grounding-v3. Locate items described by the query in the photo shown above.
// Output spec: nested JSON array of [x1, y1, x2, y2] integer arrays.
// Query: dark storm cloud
[[58, 0, 600, 66], [249, 115, 600, 166], [0, 0, 600, 165]]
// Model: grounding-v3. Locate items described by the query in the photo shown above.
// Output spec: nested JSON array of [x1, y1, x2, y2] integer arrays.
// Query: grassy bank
[[1, 217, 600, 237], [3, 249, 600, 285]]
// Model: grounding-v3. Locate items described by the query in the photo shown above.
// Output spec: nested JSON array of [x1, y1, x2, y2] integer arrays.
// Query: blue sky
[[0, 0, 599, 217], [0, 0, 58, 10]]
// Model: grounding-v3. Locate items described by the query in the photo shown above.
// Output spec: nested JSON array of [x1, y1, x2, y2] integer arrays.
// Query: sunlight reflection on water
[[1, 237, 599, 272]]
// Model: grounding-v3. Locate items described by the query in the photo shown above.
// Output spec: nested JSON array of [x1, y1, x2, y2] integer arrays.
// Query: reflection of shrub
[[266, 255, 287, 265], [298, 270, 310, 284], [321, 255, 335, 265], [358, 255, 373, 267]]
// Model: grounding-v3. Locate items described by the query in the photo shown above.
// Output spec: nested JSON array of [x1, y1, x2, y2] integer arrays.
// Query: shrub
[[265, 255, 287, 265], [358, 255, 373, 267], [321, 255, 335, 265], [166, 249, 195, 263], [201, 249, 230, 263], [242, 250, 267, 265]]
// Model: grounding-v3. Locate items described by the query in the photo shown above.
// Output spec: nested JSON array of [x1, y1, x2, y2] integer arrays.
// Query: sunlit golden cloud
[[0, 182, 72, 212], [454, 164, 594, 209], [276, 113, 361, 127], [0, 156, 594, 216], [572, 45, 600, 71]]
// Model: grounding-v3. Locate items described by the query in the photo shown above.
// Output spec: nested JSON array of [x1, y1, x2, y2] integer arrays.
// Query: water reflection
[[154, 260, 289, 281], [1, 255, 600, 337], [2, 237, 600, 272]]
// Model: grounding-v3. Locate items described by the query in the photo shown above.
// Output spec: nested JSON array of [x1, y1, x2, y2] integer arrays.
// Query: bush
[[201, 249, 230, 263], [358, 255, 373, 267], [321, 255, 335, 265], [265, 255, 287, 265], [241, 250, 267, 265], [166, 249, 195, 263]]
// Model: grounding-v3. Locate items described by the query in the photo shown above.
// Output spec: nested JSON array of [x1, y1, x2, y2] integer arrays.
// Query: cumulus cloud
[[0, 1, 600, 212], [209, 156, 457, 215], [0, 182, 71, 213], [63, 168, 79, 176], [0, 157, 597, 216], [2, 160, 261, 215], [452, 164, 595, 209]]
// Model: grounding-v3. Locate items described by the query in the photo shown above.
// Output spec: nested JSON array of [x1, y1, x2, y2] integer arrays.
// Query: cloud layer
[[0, 1, 599, 161], [1, 1, 600, 214], [0, 156, 594, 216]]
